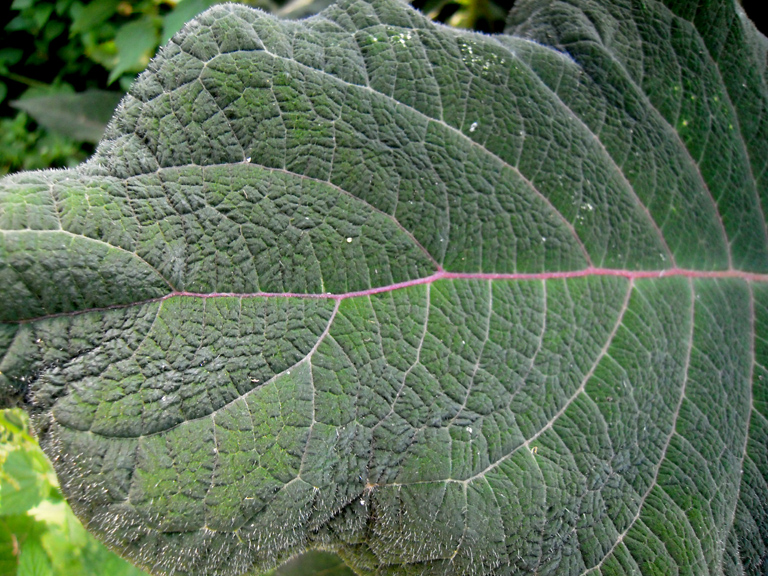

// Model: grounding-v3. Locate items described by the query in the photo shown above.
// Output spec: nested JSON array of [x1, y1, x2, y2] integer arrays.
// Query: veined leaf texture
[[1, 0, 767, 573]]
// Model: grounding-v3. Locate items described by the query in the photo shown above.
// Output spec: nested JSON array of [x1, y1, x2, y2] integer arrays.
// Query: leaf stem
[[0, 71, 50, 90]]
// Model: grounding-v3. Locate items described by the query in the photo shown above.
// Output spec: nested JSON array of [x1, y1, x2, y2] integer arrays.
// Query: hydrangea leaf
[[0, 0, 766, 574]]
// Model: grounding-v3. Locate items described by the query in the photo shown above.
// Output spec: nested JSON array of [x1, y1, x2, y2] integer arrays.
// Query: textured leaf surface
[[1, 0, 767, 574]]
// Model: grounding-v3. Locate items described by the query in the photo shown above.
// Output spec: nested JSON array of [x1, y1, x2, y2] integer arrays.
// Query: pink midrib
[[172, 267, 768, 300], [11, 267, 768, 324]]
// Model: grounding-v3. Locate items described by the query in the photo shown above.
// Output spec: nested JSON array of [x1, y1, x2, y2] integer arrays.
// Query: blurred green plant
[[0, 111, 85, 176], [417, 0, 508, 30], [0, 0, 279, 176], [0, 409, 151, 576]]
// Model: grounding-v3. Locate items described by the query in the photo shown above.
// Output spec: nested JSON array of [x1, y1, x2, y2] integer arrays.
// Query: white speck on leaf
[[470, 121, 478, 132]]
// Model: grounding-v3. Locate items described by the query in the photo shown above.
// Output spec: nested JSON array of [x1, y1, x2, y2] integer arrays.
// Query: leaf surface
[[0, 0, 767, 574]]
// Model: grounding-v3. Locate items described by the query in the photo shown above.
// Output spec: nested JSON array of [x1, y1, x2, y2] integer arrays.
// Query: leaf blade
[[0, 0, 766, 574]]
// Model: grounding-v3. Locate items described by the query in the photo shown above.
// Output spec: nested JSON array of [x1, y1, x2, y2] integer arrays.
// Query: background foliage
[[0, 0, 764, 574], [0, 0, 524, 176]]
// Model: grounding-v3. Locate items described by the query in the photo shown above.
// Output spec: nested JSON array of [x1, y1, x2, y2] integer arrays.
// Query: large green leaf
[[1, 0, 767, 574]]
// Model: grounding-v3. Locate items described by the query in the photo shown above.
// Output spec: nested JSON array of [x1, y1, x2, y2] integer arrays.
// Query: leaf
[[0, 48, 24, 69], [0, 451, 48, 517], [0, 0, 766, 575], [11, 90, 124, 144], [70, 0, 122, 34], [10, 0, 35, 10], [36, 500, 148, 576], [108, 17, 160, 84], [17, 540, 52, 576], [162, 0, 221, 44]]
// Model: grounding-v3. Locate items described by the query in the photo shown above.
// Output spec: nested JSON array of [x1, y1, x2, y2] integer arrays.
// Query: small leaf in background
[[0, 451, 48, 517], [37, 501, 147, 576], [17, 540, 52, 576], [10, 0, 35, 9], [0, 113, 86, 175], [162, 0, 220, 43], [6, 2, 54, 34], [11, 89, 124, 143], [447, 0, 506, 29], [0, 48, 24, 105], [108, 17, 159, 84], [276, 0, 336, 19], [0, 48, 24, 71], [69, 0, 122, 34], [0, 411, 35, 446], [31, 4, 55, 31]]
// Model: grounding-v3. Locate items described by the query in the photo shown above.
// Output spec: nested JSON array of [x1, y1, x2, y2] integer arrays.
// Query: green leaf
[[36, 500, 147, 576], [70, 0, 121, 34], [0, 48, 24, 68], [162, 0, 220, 44], [11, 90, 124, 144], [0, 451, 48, 517], [17, 540, 51, 576], [30, 4, 54, 31], [10, 0, 34, 9], [108, 17, 160, 84], [0, 0, 767, 574]]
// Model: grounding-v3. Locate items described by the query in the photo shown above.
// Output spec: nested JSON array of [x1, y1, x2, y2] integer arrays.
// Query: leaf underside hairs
[[1, 0, 767, 574]]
